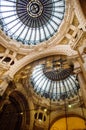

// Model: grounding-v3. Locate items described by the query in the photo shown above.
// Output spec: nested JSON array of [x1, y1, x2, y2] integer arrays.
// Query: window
[[0, 0, 65, 45], [30, 64, 79, 101]]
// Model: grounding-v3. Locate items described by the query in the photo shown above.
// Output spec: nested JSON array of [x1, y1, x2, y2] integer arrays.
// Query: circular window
[[30, 64, 79, 101], [0, 0, 65, 45]]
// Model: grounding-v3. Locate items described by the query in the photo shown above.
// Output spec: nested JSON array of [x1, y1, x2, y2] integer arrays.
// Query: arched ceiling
[[30, 57, 79, 101], [12, 55, 80, 107], [0, 0, 65, 45], [0, 0, 85, 106], [0, 1, 86, 129]]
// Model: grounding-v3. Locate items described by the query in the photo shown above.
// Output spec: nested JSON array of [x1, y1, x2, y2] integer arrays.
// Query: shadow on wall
[[79, 0, 86, 17]]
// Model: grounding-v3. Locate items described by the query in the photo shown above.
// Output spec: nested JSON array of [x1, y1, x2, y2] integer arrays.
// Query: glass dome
[[30, 64, 79, 101], [0, 0, 65, 45]]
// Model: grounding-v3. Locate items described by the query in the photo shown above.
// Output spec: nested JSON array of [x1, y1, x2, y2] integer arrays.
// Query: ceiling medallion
[[27, 0, 43, 18]]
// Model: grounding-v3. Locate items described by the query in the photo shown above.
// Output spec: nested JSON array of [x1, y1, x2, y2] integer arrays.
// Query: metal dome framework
[[0, 0, 65, 45], [30, 63, 80, 101]]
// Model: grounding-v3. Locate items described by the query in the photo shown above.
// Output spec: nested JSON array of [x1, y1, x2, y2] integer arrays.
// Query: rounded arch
[[50, 114, 86, 130], [9, 91, 30, 128], [6, 45, 77, 78], [0, 90, 30, 130]]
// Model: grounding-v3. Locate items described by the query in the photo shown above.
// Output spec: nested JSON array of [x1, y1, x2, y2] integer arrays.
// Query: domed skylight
[[0, 0, 65, 45], [30, 64, 79, 101]]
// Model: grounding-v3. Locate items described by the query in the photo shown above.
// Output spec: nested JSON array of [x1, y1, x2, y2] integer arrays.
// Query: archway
[[50, 116, 86, 130], [0, 91, 30, 130]]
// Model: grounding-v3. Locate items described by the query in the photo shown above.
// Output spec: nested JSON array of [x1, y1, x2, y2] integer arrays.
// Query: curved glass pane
[[0, 0, 65, 45], [30, 64, 80, 101]]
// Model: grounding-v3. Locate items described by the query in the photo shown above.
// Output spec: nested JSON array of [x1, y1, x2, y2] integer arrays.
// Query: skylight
[[30, 64, 79, 101], [0, 0, 65, 45]]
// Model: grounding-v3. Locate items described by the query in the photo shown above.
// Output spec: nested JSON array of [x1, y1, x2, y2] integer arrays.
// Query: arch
[[9, 91, 30, 125], [0, 90, 30, 130], [5, 45, 77, 78], [50, 114, 86, 130]]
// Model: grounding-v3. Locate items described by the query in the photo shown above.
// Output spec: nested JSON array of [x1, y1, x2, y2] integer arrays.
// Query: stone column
[[77, 48, 86, 81], [78, 72, 86, 106], [0, 75, 12, 96], [0, 80, 8, 96]]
